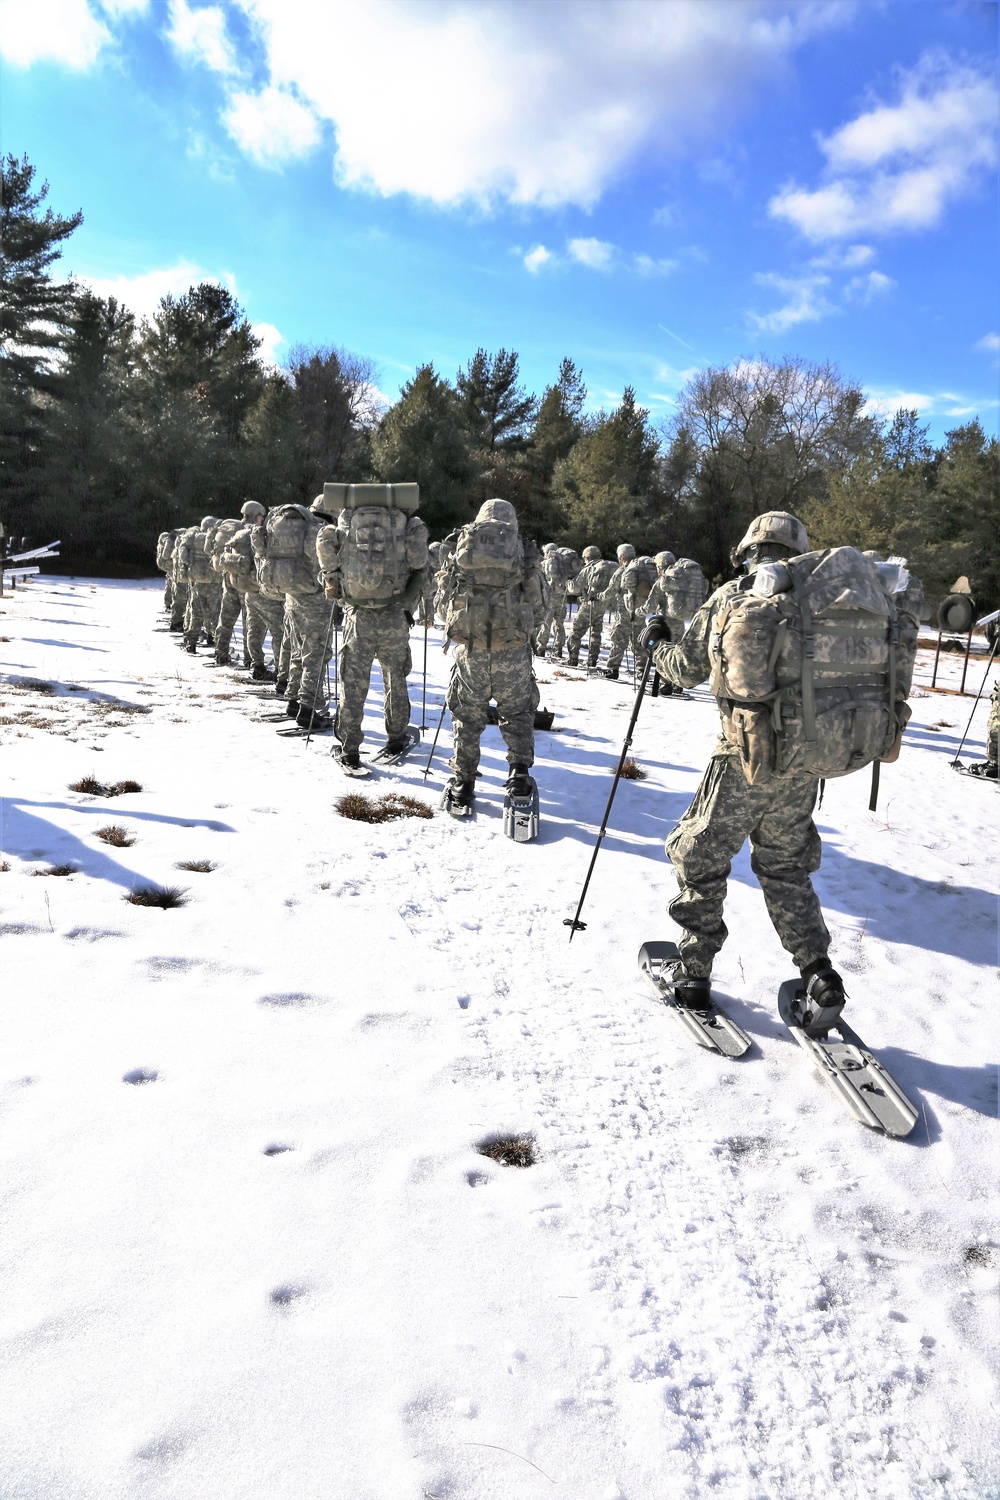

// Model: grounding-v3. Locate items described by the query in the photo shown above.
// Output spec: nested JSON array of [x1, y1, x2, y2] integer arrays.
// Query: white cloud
[[252, 321, 285, 367], [165, 0, 238, 74], [977, 333, 1000, 354], [81, 260, 210, 321], [809, 243, 874, 270], [523, 245, 554, 274], [222, 86, 321, 168], [864, 386, 992, 421], [97, 0, 149, 15], [843, 269, 895, 305], [0, 0, 108, 69], [770, 55, 999, 240], [633, 253, 679, 278], [231, 0, 847, 207], [748, 272, 836, 333], [568, 237, 616, 272]]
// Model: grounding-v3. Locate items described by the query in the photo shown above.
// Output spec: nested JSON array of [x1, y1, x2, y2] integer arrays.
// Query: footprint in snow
[[123, 1068, 158, 1085], [262, 1143, 294, 1157], [270, 1283, 307, 1307]]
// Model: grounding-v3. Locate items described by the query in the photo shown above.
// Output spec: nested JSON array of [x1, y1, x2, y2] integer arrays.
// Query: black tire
[[937, 593, 976, 633]]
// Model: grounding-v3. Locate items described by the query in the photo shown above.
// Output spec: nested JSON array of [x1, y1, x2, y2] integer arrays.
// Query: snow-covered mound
[[1, 578, 997, 1500]]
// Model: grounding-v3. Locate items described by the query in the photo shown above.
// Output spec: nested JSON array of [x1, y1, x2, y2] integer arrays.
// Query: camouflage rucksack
[[219, 524, 258, 589], [319, 506, 428, 606], [552, 547, 583, 586], [454, 515, 523, 586], [208, 519, 244, 575], [187, 529, 217, 585], [255, 505, 321, 595], [155, 531, 175, 570], [663, 558, 708, 617], [708, 546, 916, 784], [446, 517, 534, 650], [623, 556, 658, 606]]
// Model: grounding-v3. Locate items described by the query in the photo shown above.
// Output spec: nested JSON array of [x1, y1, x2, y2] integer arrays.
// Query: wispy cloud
[[222, 86, 322, 168], [81, 260, 210, 322], [523, 245, 554, 274], [977, 333, 1000, 355], [568, 237, 616, 272], [864, 386, 993, 420], [770, 54, 999, 241], [165, 0, 238, 75], [748, 272, 836, 333]]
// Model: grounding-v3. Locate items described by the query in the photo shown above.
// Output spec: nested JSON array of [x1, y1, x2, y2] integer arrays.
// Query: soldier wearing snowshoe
[[216, 501, 285, 680], [534, 543, 578, 658], [967, 679, 999, 779], [566, 547, 615, 667], [601, 543, 639, 680], [168, 525, 197, 631], [317, 482, 427, 769], [252, 496, 336, 731], [639, 510, 919, 1035], [418, 541, 442, 626], [155, 529, 180, 614], [206, 512, 249, 665], [182, 517, 223, 653], [437, 498, 545, 812], [643, 552, 686, 695]]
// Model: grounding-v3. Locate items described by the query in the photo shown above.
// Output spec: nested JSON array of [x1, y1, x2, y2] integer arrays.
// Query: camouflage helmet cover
[[582, 545, 601, 562], [617, 543, 636, 562], [476, 497, 517, 526], [735, 510, 808, 560], [241, 500, 265, 520], [654, 550, 676, 570], [200, 515, 219, 530], [542, 542, 558, 554]]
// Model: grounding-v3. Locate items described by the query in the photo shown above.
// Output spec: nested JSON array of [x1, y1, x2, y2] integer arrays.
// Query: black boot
[[602, 666, 619, 680], [285, 698, 299, 717], [450, 778, 475, 808], [506, 763, 533, 796], [275, 676, 287, 697], [251, 663, 274, 681], [795, 960, 846, 1036], [297, 707, 332, 731], [673, 967, 713, 1011]]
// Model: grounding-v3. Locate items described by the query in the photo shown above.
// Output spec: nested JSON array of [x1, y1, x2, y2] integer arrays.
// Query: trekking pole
[[420, 615, 429, 730], [241, 598, 250, 667], [422, 698, 448, 778], [564, 650, 654, 941], [304, 601, 338, 748], [951, 629, 999, 764]]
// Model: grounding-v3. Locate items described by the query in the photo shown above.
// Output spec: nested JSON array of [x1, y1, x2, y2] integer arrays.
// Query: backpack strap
[[797, 592, 819, 773]]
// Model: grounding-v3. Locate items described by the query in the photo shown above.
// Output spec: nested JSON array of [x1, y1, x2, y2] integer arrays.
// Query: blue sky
[[2, 0, 997, 439]]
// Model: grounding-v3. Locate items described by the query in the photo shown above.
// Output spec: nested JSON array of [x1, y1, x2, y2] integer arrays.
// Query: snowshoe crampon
[[370, 726, 420, 767], [503, 776, 539, 843], [777, 978, 918, 1137], [638, 941, 750, 1058], [441, 778, 473, 818]]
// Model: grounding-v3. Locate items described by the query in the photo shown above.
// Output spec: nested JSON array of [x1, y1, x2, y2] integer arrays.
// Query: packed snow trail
[[1, 579, 997, 1500]]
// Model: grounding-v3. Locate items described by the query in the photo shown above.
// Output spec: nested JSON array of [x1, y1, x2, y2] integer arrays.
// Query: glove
[[332, 603, 345, 629], [404, 610, 415, 628], [639, 616, 671, 653]]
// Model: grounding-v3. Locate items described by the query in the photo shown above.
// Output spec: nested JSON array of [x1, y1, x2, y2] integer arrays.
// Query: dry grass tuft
[[336, 792, 433, 823], [0, 859, 11, 872], [96, 825, 136, 848], [70, 774, 106, 795], [110, 779, 143, 796], [124, 884, 188, 909], [33, 862, 77, 877], [619, 757, 647, 781], [477, 1133, 537, 1168], [176, 859, 217, 873]]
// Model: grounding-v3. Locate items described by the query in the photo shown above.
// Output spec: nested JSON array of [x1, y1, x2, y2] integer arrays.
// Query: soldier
[[535, 543, 569, 658], [643, 551, 686, 694], [216, 501, 285, 680], [155, 529, 179, 615], [252, 496, 336, 731], [206, 513, 249, 665], [317, 483, 427, 769], [967, 680, 999, 779], [168, 524, 196, 632], [436, 498, 545, 813], [566, 546, 616, 668], [418, 540, 442, 626], [182, 517, 222, 653], [639, 510, 918, 1032], [600, 543, 637, 680]]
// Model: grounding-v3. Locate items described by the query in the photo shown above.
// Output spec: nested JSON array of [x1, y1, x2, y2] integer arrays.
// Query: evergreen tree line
[[2, 155, 996, 606]]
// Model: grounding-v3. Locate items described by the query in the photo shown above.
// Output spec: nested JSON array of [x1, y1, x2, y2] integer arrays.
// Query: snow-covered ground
[[1, 577, 997, 1500]]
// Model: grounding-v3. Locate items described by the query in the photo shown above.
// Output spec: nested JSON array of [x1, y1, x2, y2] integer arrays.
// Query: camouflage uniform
[[168, 527, 195, 629], [989, 681, 1000, 766], [535, 550, 568, 655], [652, 577, 831, 976], [418, 542, 442, 626], [438, 500, 545, 782], [567, 557, 615, 666], [336, 605, 415, 755], [604, 554, 638, 673], [246, 590, 285, 670], [182, 520, 223, 648], [644, 576, 685, 646]]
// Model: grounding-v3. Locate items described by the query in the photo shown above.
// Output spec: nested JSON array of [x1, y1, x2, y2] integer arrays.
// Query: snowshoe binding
[[442, 777, 474, 818], [333, 746, 370, 778], [638, 941, 750, 1057], [503, 766, 539, 842], [371, 726, 420, 767]]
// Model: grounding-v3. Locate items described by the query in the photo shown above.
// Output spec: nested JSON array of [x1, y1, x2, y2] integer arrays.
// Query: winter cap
[[617, 543, 636, 562], [654, 550, 676, 569], [735, 511, 808, 560], [241, 500, 265, 520], [582, 545, 601, 562], [476, 498, 518, 526]]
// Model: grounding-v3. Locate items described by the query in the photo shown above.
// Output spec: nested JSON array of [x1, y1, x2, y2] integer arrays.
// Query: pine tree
[[371, 365, 475, 535], [457, 347, 536, 451], [552, 387, 659, 552], [285, 344, 377, 495]]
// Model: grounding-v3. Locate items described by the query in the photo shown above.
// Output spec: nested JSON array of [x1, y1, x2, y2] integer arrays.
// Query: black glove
[[332, 604, 345, 629], [639, 617, 671, 653], [404, 610, 415, 628]]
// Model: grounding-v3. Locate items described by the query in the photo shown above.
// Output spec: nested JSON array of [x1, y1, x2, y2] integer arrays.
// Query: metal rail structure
[[0, 538, 61, 595]]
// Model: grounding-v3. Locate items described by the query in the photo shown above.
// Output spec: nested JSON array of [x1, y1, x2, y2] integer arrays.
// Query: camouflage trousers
[[285, 592, 335, 713], [987, 679, 999, 764], [417, 584, 436, 626], [606, 607, 638, 672], [665, 754, 830, 976], [336, 605, 412, 754], [163, 576, 173, 611], [535, 587, 567, 653], [567, 601, 605, 664], [169, 579, 189, 630], [214, 581, 249, 660], [446, 644, 539, 780], [184, 580, 222, 646], [246, 591, 285, 669]]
